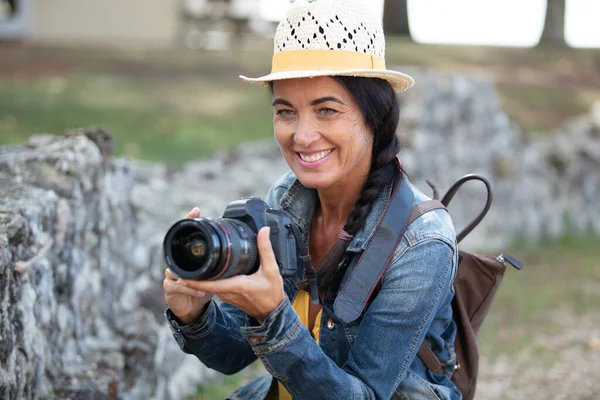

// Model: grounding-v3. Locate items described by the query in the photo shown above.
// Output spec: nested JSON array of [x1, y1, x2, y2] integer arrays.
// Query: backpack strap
[[418, 341, 445, 375], [408, 200, 450, 375], [333, 173, 447, 323]]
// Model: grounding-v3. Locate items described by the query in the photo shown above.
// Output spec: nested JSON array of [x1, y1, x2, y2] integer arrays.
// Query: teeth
[[299, 150, 332, 163]]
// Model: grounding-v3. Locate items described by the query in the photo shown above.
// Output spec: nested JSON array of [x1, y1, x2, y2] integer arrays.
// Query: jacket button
[[327, 318, 336, 330]]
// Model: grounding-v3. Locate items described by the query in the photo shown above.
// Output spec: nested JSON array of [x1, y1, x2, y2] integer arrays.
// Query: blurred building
[[0, 0, 179, 46], [0, 0, 296, 48]]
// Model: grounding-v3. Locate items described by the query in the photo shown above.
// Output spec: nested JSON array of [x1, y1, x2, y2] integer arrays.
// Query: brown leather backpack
[[333, 173, 523, 400], [415, 175, 523, 400], [333, 173, 523, 399]]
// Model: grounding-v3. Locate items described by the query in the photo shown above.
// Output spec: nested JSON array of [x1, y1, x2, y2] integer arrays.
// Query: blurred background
[[0, 1, 599, 399]]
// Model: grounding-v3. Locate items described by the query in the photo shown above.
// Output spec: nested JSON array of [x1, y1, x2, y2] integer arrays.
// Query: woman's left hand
[[177, 227, 286, 322]]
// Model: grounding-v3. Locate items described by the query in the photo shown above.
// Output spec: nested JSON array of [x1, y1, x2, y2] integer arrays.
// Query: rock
[[0, 132, 206, 400]]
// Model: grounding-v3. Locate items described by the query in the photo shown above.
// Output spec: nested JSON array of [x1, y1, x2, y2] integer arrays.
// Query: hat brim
[[240, 69, 414, 92]]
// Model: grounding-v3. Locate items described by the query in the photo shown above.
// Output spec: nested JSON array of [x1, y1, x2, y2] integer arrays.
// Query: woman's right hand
[[163, 207, 214, 325]]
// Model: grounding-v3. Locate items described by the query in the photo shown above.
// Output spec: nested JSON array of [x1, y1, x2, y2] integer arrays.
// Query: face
[[271, 77, 373, 191]]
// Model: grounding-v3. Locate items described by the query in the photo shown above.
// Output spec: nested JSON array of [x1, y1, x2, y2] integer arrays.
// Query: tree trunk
[[383, 0, 411, 37], [538, 0, 567, 47]]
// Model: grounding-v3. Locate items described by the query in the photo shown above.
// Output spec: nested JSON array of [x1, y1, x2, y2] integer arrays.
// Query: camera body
[[221, 198, 298, 277], [163, 197, 299, 281]]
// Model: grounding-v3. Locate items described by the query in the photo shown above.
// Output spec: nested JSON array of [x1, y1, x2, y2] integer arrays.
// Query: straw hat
[[240, 0, 414, 92]]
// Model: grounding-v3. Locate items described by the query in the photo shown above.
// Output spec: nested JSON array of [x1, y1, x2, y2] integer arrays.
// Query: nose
[[294, 117, 320, 147]]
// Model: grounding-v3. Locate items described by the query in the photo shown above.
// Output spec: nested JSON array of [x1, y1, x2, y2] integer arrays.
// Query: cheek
[[273, 124, 291, 147], [337, 130, 371, 171], [360, 130, 373, 155], [341, 141, 354, 167]]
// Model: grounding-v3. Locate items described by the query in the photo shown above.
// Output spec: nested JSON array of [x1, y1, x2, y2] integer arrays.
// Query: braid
[[344, 138, 400, 235], [305, 76, 403, 301]]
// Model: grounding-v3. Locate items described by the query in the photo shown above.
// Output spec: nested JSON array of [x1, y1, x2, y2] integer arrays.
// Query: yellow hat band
[[271, 50, 386, 74]]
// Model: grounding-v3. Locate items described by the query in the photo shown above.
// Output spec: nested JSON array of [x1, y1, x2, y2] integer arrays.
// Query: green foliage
[[188, 363, 266, 400], [190, 374, 248, 400], [0, 75, 273, 164]]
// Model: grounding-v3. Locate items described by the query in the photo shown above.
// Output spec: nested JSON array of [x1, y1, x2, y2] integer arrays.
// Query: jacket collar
[[279, 175, 396, 253]]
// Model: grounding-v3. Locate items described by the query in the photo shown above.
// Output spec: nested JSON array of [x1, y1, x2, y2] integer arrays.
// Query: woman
[[163, 0, 461, 398]]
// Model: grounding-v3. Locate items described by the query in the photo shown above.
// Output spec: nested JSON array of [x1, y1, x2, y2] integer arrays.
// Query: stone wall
[[0, 129, 214, 400], [397, 69, 600, 249], [1, 72, 599, 399]]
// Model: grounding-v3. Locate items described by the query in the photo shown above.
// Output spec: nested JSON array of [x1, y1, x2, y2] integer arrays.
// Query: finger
[[186, 207, 200, 219], [180, 275, 247, 294], [165, 268, 179, 281], [163, 278, 207, 297], [257, 227, 279, 276]]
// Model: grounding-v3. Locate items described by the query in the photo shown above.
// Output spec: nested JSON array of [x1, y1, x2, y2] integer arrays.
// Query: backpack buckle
[[496, 253, 524, 270]]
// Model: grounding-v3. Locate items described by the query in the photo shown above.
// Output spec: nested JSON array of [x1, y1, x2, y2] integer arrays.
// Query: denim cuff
[[165, 300, 216, 341], [240, 297, 303, 355]]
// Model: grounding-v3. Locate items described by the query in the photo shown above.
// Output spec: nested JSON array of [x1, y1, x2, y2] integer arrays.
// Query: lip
[[296, 149, 334, 169]]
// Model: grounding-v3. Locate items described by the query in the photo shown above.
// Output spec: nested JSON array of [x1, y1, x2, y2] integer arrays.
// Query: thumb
[[257, 227, 279, 275]]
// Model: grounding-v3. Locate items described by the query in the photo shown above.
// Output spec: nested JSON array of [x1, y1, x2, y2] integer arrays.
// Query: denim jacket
[[165, 170, 461, 400]]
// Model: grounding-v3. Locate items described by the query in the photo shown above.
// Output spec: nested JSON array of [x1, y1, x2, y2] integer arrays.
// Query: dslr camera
[[163, 198, 300, 281]]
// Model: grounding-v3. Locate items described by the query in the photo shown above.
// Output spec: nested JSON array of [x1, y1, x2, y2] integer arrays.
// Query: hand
[[163, 207, 214, 324], [176, 227, 286, 323]]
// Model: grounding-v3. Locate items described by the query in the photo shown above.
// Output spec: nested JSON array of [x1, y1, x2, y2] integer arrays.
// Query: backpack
[[332, 174, 523, 400], [416, 175, 523, 400]]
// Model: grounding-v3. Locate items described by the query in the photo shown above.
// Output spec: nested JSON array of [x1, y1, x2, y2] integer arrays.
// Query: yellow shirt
[[267, 290, 322, 400]]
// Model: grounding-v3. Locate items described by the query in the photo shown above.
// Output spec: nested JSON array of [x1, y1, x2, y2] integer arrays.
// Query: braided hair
[[313, 76, 402, 300]]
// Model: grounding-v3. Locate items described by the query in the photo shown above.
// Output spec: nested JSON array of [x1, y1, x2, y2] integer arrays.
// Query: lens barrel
[[163, 218, 258, 280]]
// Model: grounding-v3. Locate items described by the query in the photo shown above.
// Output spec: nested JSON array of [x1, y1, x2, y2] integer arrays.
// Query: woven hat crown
[[239, 0, 414, 92], [274, 0, 385, 58]]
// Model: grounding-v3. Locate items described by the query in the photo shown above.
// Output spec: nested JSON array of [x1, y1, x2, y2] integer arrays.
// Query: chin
[[294, 172, 336, 190]]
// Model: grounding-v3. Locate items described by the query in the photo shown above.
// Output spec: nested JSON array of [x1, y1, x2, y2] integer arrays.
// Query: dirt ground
[[478, 311, 600, 399]]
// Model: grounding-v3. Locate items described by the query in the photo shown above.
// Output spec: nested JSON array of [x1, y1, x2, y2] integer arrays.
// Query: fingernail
[[178, 280, 187, 286], [197, 290, 205, 296]]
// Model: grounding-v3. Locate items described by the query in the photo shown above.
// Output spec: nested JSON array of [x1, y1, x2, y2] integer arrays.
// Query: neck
[[315, 165, 370, 230]]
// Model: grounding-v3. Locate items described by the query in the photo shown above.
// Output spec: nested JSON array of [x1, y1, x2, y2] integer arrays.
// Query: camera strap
[[333, 176, 446, 323], [287, 223, 320, 304]]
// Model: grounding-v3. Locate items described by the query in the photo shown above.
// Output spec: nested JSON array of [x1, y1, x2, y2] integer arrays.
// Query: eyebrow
[[272, 98, 294, 107], [310, 96, 345, 106], [272, 96, 345, 107]]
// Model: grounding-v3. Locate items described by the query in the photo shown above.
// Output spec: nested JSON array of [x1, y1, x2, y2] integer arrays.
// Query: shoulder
[[264, 169, 297, 209], [385, 180, 457, 277], [383, 189, 457, 289], [404, 181, 456, 248]]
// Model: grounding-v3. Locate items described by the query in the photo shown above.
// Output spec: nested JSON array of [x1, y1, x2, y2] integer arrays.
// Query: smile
[[297, 150, 333, 163]]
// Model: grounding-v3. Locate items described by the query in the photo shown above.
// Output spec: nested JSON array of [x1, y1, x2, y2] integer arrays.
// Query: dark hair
[[270, 76, 402, 300]]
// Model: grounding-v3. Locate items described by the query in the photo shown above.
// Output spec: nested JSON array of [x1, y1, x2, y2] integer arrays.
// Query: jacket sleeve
[[165, 300, 258, 375], [239, 237, 457, 400]]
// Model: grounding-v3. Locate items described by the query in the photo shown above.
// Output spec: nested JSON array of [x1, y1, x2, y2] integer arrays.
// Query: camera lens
[[164, 220, 223, 279], [163, 218, 258, 280], [182, 232, 209, 268]]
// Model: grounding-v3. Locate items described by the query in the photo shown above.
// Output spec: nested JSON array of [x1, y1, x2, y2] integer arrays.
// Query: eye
[[318, 108, 337, 116], [275, 109, 295, 117]]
